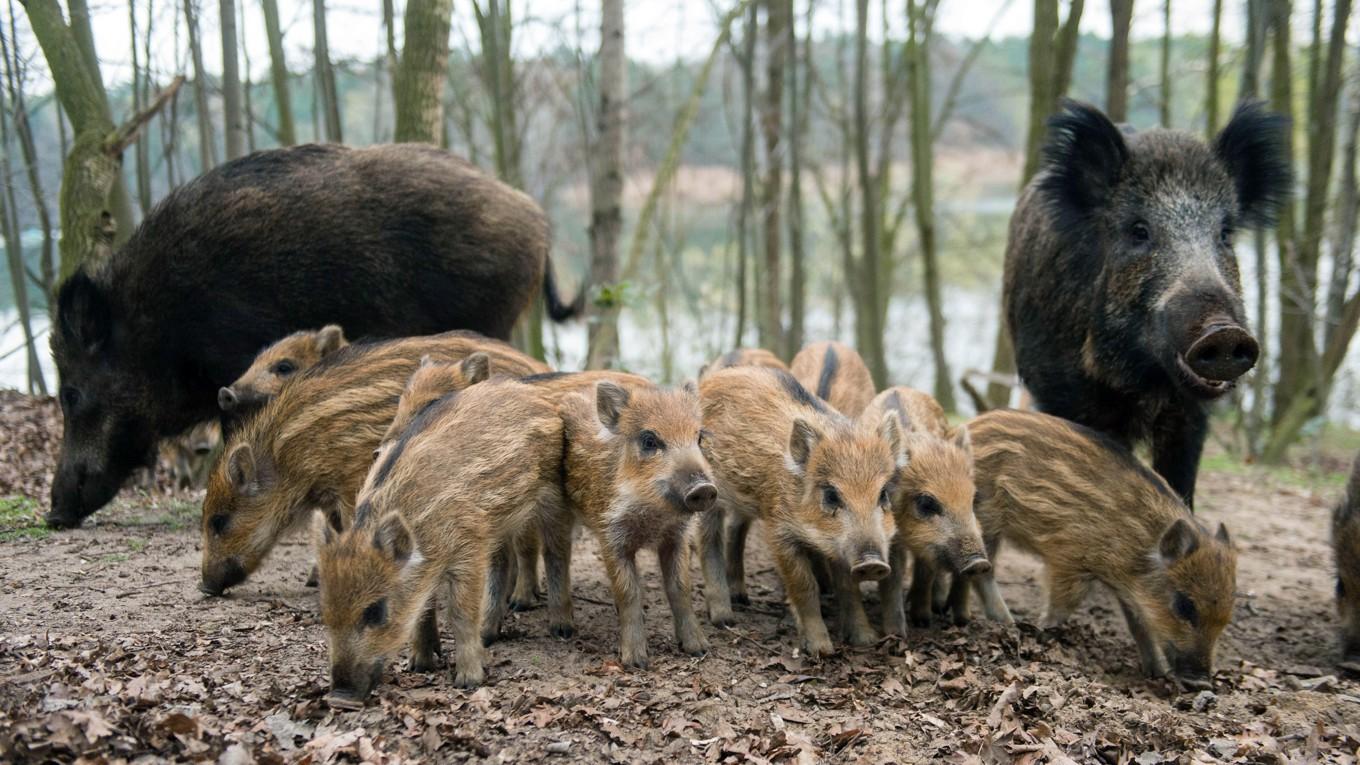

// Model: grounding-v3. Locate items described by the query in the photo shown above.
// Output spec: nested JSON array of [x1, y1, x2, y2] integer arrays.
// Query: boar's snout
[[48, 460, 117, 529], [684, 482, 718, 513], [1184, 324, 1258, 385], [200, 557, 247, 596], [851, 552, 891, 582]]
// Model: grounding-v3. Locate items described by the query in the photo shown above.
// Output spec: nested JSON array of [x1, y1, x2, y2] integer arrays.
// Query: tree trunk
[[854, 0, 887, 387], [786, 0, 810, 358], [314, 0, 343, 142], [67, 0, 135, 242], [0, 38, 43, 393], [184, 0, 217, 171], [221, 0, 246, 159], [907, 0, 954, 411], [239, 0, 256, 152], [2, 3, 55, 305], [1326, 52, 1360, 349], [394, 0, 454, 144], [988, 0, 1058, 406], [586, 0, 625, 369], [261, 0, 296, 145], [1106, 0, 1132, 122], [1205, 0, 1223, 136], [1268, 0, 1304, 424], [1240, 0, 1269, 455], [1159, 0, 1172, 126], [733, 3, 757, 351], [1051, 0, 1084, 98], [129, 0, 150, 215], [759, 0, 789, 356]]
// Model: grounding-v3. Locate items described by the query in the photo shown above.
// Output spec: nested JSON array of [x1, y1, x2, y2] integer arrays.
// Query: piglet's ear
[[1159, 518, 1200, 564], [952, 424, 972, 459], [316, 324, 347, 356], [1214, 522, 1232, 546], [878, 412, 909, 470], [596, 381, 629, 433], [1214, 100, 1292, 227], [1035, 99, 1129, 232], [787, 418, 820, 473], [459, 352, 491, 386], [226, 443, 262, 495], [374, 513, 414, 565], [681, 379, 699, 398]]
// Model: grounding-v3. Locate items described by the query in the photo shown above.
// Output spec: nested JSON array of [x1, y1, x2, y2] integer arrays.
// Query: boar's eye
[[1172, 592, 1198, 624], [915, 495, 943, 517], [1129, 221, 1151, 245], [60, 385, 81, 411], [209, 513, 230, 536], [1219, 225, 1233, 248], [270, 359, 297, 376], [820, 485, 842, 510], [1338, 578, 1346, 598], [362, 599, 388, 627], [638, 430, 664, 454]]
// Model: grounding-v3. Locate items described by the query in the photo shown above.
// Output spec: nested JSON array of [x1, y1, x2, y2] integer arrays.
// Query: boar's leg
[[832, 564, 877, 646], [1150, 408, 1208, 510], [771, 537, 835, 659], [699, 505, 736, 628], [1117, 598, 1170, 679], [879, 537, 909, 636], [1038, 568, 1091, 629], [658, 532, 708, 657], [481, 546, 514, 647], [510, 527, 543, 610], [447, 549, 490, 689], [540, 511, 576, 639], [601, 546, 650, 669], [725, 513, 753, 605], [409, 604, 442, 673], [905, 555, 938, 630]]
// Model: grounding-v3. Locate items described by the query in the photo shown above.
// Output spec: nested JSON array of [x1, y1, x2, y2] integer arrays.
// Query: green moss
[[0, 496, 50, 542]]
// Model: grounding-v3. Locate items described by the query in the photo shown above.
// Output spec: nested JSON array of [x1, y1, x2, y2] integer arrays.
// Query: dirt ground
[[1, 394, 1359, 763]]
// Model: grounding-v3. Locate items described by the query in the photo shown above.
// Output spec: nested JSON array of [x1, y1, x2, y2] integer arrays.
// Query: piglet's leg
[[540, 510, 576, 639], [1038, 568, 1089, 629], [906, 555, 939, 630], [832, 564, 877, 646], [880, 537, 909, 636], [447, 548, 489, 689], [771, 539, 834, 659], [409, 603, 441, 672], [725, 513, 753, 606], [971, 571, 1015, 625], [509, 527, 542, 610], [659, 532, 708, 656], [480, 546, 514, 647], [698, 505, 735, 628], [601, 545, 649, 670], [1118, 598, 1170, 679]]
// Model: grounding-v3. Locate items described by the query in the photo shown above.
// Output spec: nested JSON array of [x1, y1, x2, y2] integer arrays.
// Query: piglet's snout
[[851, 553, 890, 582], [684, 481, 718, 513]]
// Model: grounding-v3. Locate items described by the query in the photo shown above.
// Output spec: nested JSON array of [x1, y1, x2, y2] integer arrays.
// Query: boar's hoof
[[621, 654, 650, 671], [802, 637, 835, 660], [549, 623, 575, 640], [731, 592, 751, 607], [1174, 673, 1214, 692], [43, 510, 84, 530], [481, 630, 500, 648], [679, 636, 709, 657]]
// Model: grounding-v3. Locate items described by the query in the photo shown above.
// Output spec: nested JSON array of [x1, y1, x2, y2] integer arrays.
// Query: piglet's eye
[[209, 513, 230, 536], [271, 360, 297, 376], [915, 495, 942, 517], [1172, 592, 1198, 624], [821, 486, 842, 509], [639, 431, 663, 453], [362, 599, 388, 627]]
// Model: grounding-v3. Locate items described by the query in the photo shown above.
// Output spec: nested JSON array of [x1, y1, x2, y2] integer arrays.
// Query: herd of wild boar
[[35, 97, 1360, 708]]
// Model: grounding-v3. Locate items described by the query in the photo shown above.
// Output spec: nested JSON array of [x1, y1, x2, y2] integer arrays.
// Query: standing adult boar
[[50, 143, 579, 529], [1004, 100, 1291, 506]]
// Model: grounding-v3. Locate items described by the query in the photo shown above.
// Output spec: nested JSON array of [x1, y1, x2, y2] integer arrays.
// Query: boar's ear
[[1036, 99, 1129, 231], [316, 325, 347, 356], [596, 381, 630, 433], [57, 270, 112, 355], [1214, 522, 1232, 546], [878, 412, 910, 470], [787, 418, 821, 474], [1214, 100, 1292, 227], [1158, 518, 1200, 564], [459, 352, 491, 386], [952, 424, 973, 459], [226, 442, 270, 496], [374, 513, 414, 565]]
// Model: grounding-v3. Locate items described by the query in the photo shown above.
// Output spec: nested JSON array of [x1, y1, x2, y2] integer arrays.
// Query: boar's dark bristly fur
[[1334, 454, 1360, 664], [49, 143, 578, 529], [1005, 100, 1291, 508]]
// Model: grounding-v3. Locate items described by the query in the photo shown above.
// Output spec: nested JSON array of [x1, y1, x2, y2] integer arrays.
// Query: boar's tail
[[543, 257, 586, 322], [959, 375, 991, 415]]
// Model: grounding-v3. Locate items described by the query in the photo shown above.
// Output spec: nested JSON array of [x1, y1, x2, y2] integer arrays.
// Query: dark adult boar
[[50, 143, 580, 528], [1004, 100, 1291, 507]]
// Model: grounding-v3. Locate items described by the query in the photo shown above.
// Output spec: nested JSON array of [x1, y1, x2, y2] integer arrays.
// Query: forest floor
[[1, 391, 1359, 763]]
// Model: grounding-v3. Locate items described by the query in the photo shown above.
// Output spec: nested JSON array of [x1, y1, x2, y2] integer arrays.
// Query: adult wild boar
[[1005, 100, 1291, 506], [50, 143, 579, 529]]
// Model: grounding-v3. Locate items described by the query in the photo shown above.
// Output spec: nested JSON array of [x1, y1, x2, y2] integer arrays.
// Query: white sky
[[55, 0, 1249, 90]]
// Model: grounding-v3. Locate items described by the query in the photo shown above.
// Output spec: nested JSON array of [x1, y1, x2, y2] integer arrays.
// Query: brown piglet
[[699, 347, 789, 380], [218, 325, 348, 417], [790, 340, 876, 418]]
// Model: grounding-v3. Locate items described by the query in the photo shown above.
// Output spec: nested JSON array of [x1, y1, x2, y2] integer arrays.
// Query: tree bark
[[1106, 0, 1132, 122], [239, 0, 256, 151], [586, 0, 625, 369], [66, 0, 134, 242], [314, 0, 343, 142], [129, 0, 150, 214], [1326, 50, 1360, 350], [759, 0, 789, 356], [1268, 0, 1304, 424], [0, 34, 43, 393], [3, 2, 54, 305], [1205, 0, 1223, 136], [786, 0, 811, 357], [394, 0, 454, 144], [1159, 0, 1171, 126], [1051, 0, 1083, 99], [184, 0, 217, 171], [221, 0, 246, 159], [261, 0, 296, 145], [854, 0, 887, 387], [732, 2, 757, 351]]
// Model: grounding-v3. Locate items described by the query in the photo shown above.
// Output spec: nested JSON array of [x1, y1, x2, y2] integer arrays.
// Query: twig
[[724, 626, 783, 656], [114, 578, 187, 599], [575, 594, 615, 608], [106, 76, 185, 156]]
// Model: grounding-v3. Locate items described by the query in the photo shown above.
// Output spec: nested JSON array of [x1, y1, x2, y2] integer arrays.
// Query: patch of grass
[[99, 553, 129, 564], [126, 537, 148, 553], [0, 496, 50, 542], [1200, 452, 1348, 491]]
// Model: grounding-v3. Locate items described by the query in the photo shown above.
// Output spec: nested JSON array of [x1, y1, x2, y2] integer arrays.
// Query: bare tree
[[1159, 0, 1172, 126], [221, 0, 247, 159], [184, 0, 217, 171], [314, 0, 343, 142], [732, 3, 757, 350], [853, 0, 887, 386], [129, 0, 151, 214], [786, 0, 811, 355], [261, 0, 296, 145], [586, 0, 625, 369], [759, 0, 789, 356], [0, 25, 43, 393], [394, 0, 454, 144], [1052, 0, 1084, 98], [3, 0, 54, 303], [1206, 0, 1223, 135], [1107, 0, 1133, 122]]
